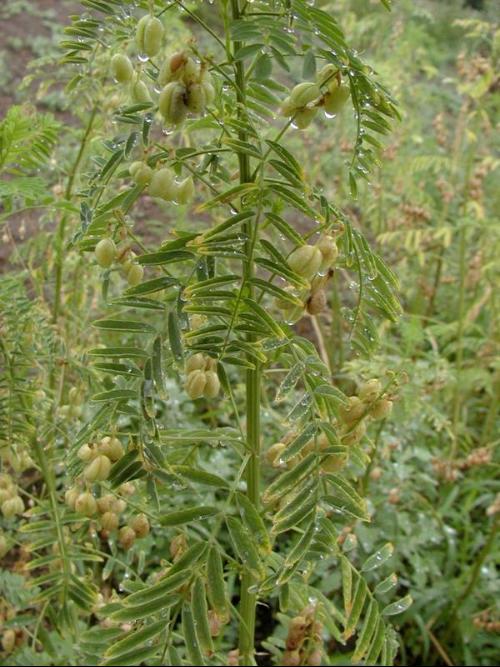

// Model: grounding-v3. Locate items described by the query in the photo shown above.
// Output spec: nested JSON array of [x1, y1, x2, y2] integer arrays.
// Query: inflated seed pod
[[64, 487, 79, 509], [169, 533, 188, 561], [316, 234, 338, 270], [307, 648, 323, 666], [1, 496, 24, 518], [127, 263, 144, 286], [99, 436, 124, 462], [341, 420, 367, 446], [208, 609, 222, 637], [84, 454, 112, 482], [159, 81, 187, 127], [338, 396, 365, 424], [129, 160, 153, 186], [323, 84, 350, 114], [265, 442, 286, 467], [0, 533, 9, 558], [282, 649, 301, 666], [288, 244, 323, 279], [94, 238, 116, 268], [289, 82, 321, 108], [68, 386, 79, 404], [358, 378, 382, 403], [97, 494, 114, 514], [185, 353, 207, 373], [136, 15, 164, 58], [111, 53, 134, 84], [186, 82, 206, 114], [294, 107, 317, 129], [322, 453, 348, 472], [131, 79, 152, 104], [203, 370, 220, 399], [176, 176, 195, 204], [1, 629, 16, 654], [306, 289, 327, 315], [77, 443, 96, 462], [111, 498, 127, 514], [130, 513, 150, 538], [316, 63, 337, 87], [201, 70, 216, 104], [185, 369, 207, 400], [148, 167, 177, 200], [101, 511, 119, 532], [75, 491, 97, 516], [119, 525, 136, 550], [158, 51, 186, 86], [119, 481, 135, 496], [0, 489, 11, 505], [182, 56, 199, 83], [279, 96, 296, 117], [370, 398, 393, 420]]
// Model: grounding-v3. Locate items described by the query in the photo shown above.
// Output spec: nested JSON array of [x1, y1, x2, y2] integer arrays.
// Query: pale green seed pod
[[341, 420, 367, 446], [316, 234, 338, 271], [101, 511, 119, 532], [97, 493, 114, 514], [339, 396, 365, 425], [322, 453, 348, 473], [159, 82, 187, 127], [289, 82, 321, 108], [294, 107, 317, 129], [176, 176, 195, 204], [0, 533, 9, 558], [95, 238, 116, 268], [148, 167, 177, 200], [112, 498, 127, 514], [1, 496, 24, 518], [358, 378, 382, 403], [84, 454, 112, 482], [99, 436, 124, 462], [316, 63, 338, 87], [182, 56, 199, 83], [119, 525, 136, 550], [136, 15, 163, 58], [130, 513, 150, 538], [127, 263, 144, 286], [306, 288, 327, 315], [65, 487, 79, 509], [185, 369, 207, 400], [203, 370, 220, 399], [323, 84, 350, 114], [186, 82, 206, 114], [1, 628, 16, 654], [280, 96, 296, 117], [119, 481, 135, 496], [130, 161, 153, 186], [68, 386, 79, 404], [0, 488, 13, 504], [77, 443, 96, 462], [131, 79, 152, 104], [287, 245, 323, 279], [185, 353, 206, 373], [158, 51, 186, 86], [111, 53, 134, 84], [370, 398, 393, 421], [201, 70, 216, 104], [75, 491, 97, 516], [265, 442, 286, 468]]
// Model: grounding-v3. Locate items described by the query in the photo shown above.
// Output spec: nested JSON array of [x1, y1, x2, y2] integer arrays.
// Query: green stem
[[52, 105, 98, 324], [451, 223, 466, 456], [230, 1, 260, 664]]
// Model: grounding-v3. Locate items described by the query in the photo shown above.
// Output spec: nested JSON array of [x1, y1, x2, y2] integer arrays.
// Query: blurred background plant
[[0, 0, 498, 666]]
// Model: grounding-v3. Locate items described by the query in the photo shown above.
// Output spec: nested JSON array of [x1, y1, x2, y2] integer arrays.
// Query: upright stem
[[230, 1, 260, 663]]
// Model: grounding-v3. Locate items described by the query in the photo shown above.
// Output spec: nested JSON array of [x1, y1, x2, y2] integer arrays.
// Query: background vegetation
[[0, 1, 498, 666]]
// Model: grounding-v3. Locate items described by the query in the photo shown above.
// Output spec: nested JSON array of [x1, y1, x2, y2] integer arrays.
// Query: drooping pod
[[287, 244, 323, 279], [148, 167, 177, 201], [111, 53, 134, 84], [294, 107, 317, 129], [136, 15, 164, 58], [126, 263, 144, 286], [289, 82, 321, 108], [323, 84, 350, 114], [201, 70, 216, 104], [130, 78, 152, 104], [159, 81, 188, 127], [94, 238, 116, 268], [176, 176, 195, 204], [129, 161, 153, 186], [186, 82, 206, 114]]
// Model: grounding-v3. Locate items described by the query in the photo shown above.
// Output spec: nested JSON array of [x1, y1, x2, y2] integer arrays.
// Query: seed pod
[[94, 238, 116, 268], [370, 398, 393, 421], [294, 107, 317, 129], [101, 511, 119, 532], [159, 81, 187, 127], [358, 378, 382, 403], [1, 628, 16, 654], [119, 525, 136, 550], [136, 15, 163, 58], [0, 489, 12, 505], [316, 63, 338, 87], [111, 498, 127, 515], [176, 176, 195, 204], [119, 482, 135, 496], [99, 436, 124, 462], [127, 263, 144, 286], [70, 404, 83, 419], [130, 161, 153, 187], [289, 82, 321, 108], [0, 533, 9, 558], [186, 82, 206, 114], [68, 386, 79, 404], [208, 609, 222, 637], [341, 420, 367, 447], [77, 443, 96, 462], [75, 491, 97, 517], [185, 369, 207, 400], [316, 234, 338, 270], [185, 353, 206, 373], [65, 487, 79, 509], [307, 648, 323, 666], [323, 84, 350, 114], [339, 396, 365, 425], [130, 513, 150, 538], [84, 455, 112, 482], [201, 70, 216, 104], [203, 370, 220, 399], [306, 289, 327, 315], [322, 453, 348, 472], [183, 56, 199, 83], [370, 466, 383, 481], [131, 79, 152, 104], [149, 167, 177, 200], [265, 443, 286, 467], [111, 53, 134, 84], [282, 649, 301, 666], [97, 494, 114, 514], [288, 245, 323, 279], [280, 96, 296, 117], [158, 51, 186, 86], [169, 533, 187, 561], [1, 496, 24, 518]]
